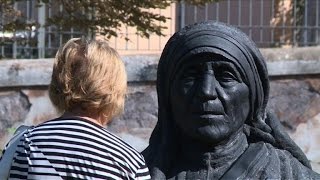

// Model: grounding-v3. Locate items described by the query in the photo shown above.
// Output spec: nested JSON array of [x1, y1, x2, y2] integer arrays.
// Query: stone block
[[268, 79, 320, 131]]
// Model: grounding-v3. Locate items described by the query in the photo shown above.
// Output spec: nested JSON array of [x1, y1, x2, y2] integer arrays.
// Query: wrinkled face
[[170, 53, 250, 145]]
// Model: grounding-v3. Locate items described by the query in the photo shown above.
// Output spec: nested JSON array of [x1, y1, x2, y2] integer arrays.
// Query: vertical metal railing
[[48, 0, 52, 51], [260, 0, 264, 44], [271, 0, 275, 45], [282, 0, 285, 45], [294, 0, 297, 45], [0, 6, 4, 58], [180, 1, 185, 30], [12, 2, 17, 59], [205, 3, 208, 21], [159, 8, 162, 51], [37, 1, 45, 58], [216, 2, 220, 21], [249, 0, 253, 39], [304, 0, 308, 45], [227, 0, 230, 24], [194, 6, 197, 22], [317, 0, 319, 44], [178, 0, 320, 48], [2, 0, 320, 59], [238, 0, 242, 27], [59, 5, 63, 47]]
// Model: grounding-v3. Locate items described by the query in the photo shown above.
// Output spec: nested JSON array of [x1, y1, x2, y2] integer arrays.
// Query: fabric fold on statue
[[220, 142, 315, 179], [143, 21, 315, 179], [243, 111, 311, 168], [266, 111, 311, 168]]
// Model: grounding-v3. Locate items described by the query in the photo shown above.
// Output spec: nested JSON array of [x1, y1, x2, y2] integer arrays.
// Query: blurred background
[[1, 0, 319, 59]]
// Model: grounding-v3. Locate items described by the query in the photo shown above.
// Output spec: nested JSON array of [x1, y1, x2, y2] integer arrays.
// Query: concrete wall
[[1, 48, 320, 172]]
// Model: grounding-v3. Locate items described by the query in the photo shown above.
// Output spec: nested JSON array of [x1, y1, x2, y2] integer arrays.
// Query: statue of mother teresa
[[142, 21, 320, 180]]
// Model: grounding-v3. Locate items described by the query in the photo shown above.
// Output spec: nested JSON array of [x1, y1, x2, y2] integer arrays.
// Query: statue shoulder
[[257, 142, 320, 179]]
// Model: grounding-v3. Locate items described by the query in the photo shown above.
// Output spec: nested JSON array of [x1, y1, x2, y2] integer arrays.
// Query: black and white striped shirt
[[5, 117, 151, 180]]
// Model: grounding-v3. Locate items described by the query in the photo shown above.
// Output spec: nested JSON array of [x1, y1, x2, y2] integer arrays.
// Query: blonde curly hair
[[49, 38, 127, 125]]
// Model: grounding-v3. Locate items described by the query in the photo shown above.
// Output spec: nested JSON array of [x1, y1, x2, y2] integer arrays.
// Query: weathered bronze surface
[[142, 21, 320, 179]]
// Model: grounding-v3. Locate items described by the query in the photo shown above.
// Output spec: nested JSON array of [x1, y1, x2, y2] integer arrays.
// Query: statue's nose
[[197, 73, 218, 100]]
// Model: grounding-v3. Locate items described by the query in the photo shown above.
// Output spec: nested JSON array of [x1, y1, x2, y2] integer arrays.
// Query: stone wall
[[1, 48, 320, 172]]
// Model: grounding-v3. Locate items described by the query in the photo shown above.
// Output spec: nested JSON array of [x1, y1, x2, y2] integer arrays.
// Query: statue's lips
[[190, 102, 224, 114], [199, 113, 224, 118], [192, 114, 225, 125], [191, 106, 224, 115], [191, 112, 225, 122]]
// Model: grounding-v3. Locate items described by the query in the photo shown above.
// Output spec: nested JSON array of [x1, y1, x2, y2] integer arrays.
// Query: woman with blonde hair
[[3, 38, 150, 179]]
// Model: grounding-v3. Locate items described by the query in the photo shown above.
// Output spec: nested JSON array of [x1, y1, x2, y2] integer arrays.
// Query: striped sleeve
[[135, 164, 151, 180]]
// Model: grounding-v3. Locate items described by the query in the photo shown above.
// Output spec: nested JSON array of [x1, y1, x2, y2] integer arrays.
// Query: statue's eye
[[181, 68, 198, 84], [216, 70, 240, 86], [220, 71, 237, 81]]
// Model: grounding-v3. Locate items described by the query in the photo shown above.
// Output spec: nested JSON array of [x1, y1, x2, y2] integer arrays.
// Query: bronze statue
[[142, 21, 320, 179]]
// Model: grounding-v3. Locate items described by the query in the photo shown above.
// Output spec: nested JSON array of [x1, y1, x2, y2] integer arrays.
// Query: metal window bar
[[216, 2, 219, 21], [125, 23, 129, 50], [227, 0, 230, 24], [180, 1, 185, 29], [238, 0, 242, 26], [1, 4, 4, 57], [136, 32, 139, 51], [271, 0, 275, 45], [205, 3, 208, 21], [59, 5, 63, 46], [260, 0, 264, 44], [317, 0, 319, 44], [249, 0, 252, 39], [282, 0, 285, 45], [159, 8, 162, 50], [294, 0, 297, 45], [48, 0, 52, 50], [171, 3, 174, 35], [304, 0, 308, 45], [13, 2, 17, 59], [194, 6, 197, 23]]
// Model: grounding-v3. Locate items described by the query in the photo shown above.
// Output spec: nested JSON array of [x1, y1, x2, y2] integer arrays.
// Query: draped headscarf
[[142, 21, 310, 178]]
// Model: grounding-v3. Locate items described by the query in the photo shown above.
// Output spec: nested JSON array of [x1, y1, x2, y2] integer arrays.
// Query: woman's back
[[7, 117, 150, 180]]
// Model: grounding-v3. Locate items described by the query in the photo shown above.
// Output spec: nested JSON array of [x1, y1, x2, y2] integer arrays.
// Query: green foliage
[[41, 0, 171, 38], [0, 0, 37, 31], [7, 127, 16, 135], [1, 0, 221, 40]]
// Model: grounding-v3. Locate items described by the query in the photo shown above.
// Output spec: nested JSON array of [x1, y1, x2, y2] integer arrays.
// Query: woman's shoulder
[[17, 117, 148, 178], [31, 117, 140, 153], [32, 117, 145, 162]]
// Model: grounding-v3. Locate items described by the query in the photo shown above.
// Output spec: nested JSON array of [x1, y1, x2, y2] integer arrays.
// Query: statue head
[[170, 53, 251, 145], [143, 21, 310, 178], [160, 21, 270, 144]]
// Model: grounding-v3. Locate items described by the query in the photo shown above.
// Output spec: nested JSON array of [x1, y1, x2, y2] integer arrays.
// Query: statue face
[[170, 54, 250, 145]]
